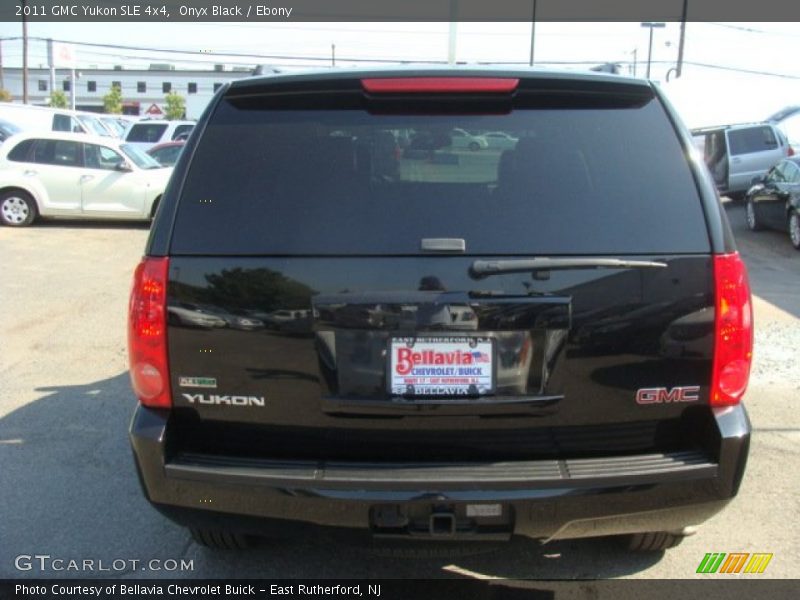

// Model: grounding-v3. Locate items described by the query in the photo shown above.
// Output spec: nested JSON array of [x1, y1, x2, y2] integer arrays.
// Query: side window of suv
[[30, 139, 82, 167], [84, 143, 125, 170], [728, 126, 778, 156], [6, 138, 36, 162], [52, 114, 72, 132], [52, 114, 82, 133]]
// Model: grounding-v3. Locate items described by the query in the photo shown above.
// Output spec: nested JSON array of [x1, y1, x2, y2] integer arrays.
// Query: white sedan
[[483, 131, 519, 150], [449, 128, 489, 151], [0, 131, 173, 227]]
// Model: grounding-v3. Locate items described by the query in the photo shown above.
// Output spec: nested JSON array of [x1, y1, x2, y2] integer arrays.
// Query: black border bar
[[3, 579, 800, 600], [3, 0, 800, 22]]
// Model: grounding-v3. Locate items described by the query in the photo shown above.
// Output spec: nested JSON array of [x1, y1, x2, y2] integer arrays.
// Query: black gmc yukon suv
[[128, 69, 753, 552]]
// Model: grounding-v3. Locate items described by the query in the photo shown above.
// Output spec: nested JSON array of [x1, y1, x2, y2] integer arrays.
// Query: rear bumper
[[130, 404, 750, 541]]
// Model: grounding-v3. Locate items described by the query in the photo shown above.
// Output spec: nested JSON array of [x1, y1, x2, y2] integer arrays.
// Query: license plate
[[388, 337, 495, 397]]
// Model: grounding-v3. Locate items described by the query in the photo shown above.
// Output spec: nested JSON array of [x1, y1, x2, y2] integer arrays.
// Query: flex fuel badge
[[178, 376, 217, 389]]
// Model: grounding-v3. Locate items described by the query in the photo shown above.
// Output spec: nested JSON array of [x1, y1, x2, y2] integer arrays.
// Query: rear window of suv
[[126, 123, 168, 143], [172, 124, 194, 140], [728, 126, 778, 156], [170, 94, 710, 255]]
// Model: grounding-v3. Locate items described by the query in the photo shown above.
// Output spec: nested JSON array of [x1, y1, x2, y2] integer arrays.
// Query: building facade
[[0, 67, 255, 117]]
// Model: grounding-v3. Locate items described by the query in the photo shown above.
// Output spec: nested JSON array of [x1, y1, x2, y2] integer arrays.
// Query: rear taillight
[[788, 146, 795, 157], [128, 257, 171, 408], [711, 253, 753, 406]]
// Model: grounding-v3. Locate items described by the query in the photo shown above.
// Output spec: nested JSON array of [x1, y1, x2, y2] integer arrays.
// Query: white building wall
[[1, 68, 254, 115]]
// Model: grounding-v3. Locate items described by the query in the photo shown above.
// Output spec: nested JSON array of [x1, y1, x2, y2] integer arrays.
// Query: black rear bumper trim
[[165, 449, 717, 491]]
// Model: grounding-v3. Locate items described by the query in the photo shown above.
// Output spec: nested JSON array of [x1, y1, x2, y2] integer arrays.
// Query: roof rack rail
[[690, 121, 770, 132]]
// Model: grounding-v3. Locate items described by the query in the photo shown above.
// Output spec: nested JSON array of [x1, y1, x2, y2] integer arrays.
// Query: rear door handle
[[731, 157, 742, 164], [23, 170, 37, 176], [80, 175, 94, 183]]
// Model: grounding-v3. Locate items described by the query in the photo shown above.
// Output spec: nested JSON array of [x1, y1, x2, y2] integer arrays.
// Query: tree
[[103, 84, 123, 114], [0, 89, 12, 102], [49, 90, 68, 108], [164, 91, 185, 120]]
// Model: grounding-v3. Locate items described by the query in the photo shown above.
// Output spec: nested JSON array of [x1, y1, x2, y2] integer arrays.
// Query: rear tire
[[789, 210, 800, 250], [625, 531, 686, 552], [745, 199, 763, 231], [0, 190, 37, 227], [189, 527, 253, 550]]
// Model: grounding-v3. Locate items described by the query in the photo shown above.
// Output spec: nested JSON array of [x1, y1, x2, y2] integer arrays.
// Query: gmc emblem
[[636, 386, 700, 404]]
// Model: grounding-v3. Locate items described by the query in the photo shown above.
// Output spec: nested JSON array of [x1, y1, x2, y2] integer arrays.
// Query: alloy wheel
[[1, 196, 29, 225]]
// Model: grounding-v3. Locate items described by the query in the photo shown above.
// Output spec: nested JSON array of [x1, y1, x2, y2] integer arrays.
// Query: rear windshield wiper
[[470, 257, 668, 278]]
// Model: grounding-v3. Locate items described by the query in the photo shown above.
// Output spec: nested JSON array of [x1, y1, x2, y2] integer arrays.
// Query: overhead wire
[[2, 35, 800, 80]]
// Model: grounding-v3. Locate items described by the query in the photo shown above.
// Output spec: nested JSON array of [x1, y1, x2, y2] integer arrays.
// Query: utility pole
[[630, 48, 638, 77], [640, 22, 665, 79], [22, 0, 29, 103], [0, 39, 5, 90], [529, 0, 537, 66], [70, 70, 76, 110], [47, 39, 56, 96], [447, 22, 457, 64], [331, 43, 335, 67], [676, 0, 688, 78], [447, 0, 457, 64]]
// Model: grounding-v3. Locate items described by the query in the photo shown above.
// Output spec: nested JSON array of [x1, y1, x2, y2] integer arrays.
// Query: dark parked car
[[128, 69, 753, 553], [745, 156, 800, 249]]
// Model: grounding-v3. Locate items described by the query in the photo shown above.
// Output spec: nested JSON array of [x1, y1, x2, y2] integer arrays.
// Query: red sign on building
[[144, 103, 164, 116]]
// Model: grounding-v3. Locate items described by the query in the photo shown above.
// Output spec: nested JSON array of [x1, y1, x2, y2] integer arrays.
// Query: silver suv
[[692, 122, 790, 199]]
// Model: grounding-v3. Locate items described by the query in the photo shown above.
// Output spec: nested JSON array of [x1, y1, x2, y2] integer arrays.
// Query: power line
[[0, 36, 444, 64], [706, 22, 800, 38], [682, 60, 800, 80], [3, 36, 800, 81]]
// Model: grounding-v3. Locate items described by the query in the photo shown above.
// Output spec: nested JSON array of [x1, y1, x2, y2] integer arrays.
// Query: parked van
[[0, 104, 89, 135], [692, 122, 790, 199]]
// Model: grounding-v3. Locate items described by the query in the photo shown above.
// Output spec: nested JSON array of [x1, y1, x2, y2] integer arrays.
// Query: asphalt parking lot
[[0, 203, 798, 580]]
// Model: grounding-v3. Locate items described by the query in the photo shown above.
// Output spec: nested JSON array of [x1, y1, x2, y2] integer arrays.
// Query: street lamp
[[640, 22, 665, 79]]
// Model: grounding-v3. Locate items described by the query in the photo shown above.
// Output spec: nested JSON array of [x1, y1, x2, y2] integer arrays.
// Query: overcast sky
[[1, 21, 799, 126]]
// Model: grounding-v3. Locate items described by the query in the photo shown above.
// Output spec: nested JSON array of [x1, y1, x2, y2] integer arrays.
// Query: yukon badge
[[636, 386, 700, 405], [182, 393, 265, 407]]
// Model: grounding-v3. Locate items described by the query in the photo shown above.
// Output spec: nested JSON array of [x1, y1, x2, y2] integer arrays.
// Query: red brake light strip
[[361, 77, 519, 94]]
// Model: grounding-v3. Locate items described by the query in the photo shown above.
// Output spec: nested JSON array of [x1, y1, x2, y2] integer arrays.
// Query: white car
[[483, 131, 519, 150], [449, 128, 489, 151], [123, 119, 195, 151], [0, 131, 173, 227]]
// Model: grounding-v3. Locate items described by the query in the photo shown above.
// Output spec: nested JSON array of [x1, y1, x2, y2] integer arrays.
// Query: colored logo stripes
[[696, 552, 773, 574]]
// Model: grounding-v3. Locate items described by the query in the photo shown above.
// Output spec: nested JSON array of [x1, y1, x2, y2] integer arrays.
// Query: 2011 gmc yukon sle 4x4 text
[[128, 69, 752, 552]]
